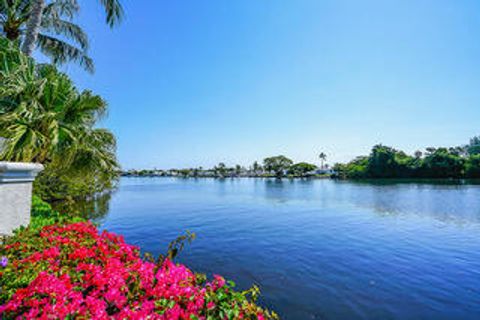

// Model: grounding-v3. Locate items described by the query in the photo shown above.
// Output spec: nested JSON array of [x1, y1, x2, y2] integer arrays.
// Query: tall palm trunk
[[21, 0, 45, 56]]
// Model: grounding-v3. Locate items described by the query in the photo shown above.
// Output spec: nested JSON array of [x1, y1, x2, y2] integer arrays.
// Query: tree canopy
[[263, 155, 293, 177], [468, 136, 480, 156], [333, 139, 480, 180], [288, 162, 317, 176]]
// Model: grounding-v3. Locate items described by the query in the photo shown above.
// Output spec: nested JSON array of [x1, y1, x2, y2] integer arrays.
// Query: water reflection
[[330, 180, 480, 224], [343, 178, 480, 187], [263, 178, 288, 203], [52, 192, 113, 221], [263, 178, 317, 203]]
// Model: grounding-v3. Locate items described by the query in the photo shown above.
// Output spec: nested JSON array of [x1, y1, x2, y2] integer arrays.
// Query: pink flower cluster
[[0, 222, 270, 319]]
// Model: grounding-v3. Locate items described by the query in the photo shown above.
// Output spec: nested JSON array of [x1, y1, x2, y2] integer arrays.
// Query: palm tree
[[1, 0, 93, 71], [20, 0, 44, 55], [0, 38, 118, 188], [319, 152, 327, 169], [252, 161, 260, 173], [235, 164, 242, 176], [22, 0, 123, 59], [0, 64, 116, 168]]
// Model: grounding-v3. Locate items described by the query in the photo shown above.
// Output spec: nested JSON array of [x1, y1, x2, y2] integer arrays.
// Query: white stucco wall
[[0, 162, 43, 236], [0, 182, 34, 235]]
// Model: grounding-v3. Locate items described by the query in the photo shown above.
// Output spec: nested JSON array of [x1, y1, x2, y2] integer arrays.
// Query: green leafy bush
[[31, 196, 58, 218], [27, 196, 84, 230]]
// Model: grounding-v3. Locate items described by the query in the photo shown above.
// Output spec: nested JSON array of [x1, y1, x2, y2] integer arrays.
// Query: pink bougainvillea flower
[[0, 222, 275, 319]]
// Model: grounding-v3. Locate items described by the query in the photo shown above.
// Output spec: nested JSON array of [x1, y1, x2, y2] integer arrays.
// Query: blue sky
[[51, 0, 480, 169]]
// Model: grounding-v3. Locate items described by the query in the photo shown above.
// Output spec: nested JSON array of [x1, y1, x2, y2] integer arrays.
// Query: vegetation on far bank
[[125, 138, 480, 181], [333, 137, 480, 179], [123, 155, 330, 179]]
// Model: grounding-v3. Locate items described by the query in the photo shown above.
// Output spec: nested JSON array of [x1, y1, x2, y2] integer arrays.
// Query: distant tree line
[[124, 153, 332, 179], [125, 136, 480, 181], [333, 136, 480, 179]]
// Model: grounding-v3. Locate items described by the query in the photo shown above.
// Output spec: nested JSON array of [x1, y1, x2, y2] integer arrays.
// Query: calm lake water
[[93, 177, 480, 319]]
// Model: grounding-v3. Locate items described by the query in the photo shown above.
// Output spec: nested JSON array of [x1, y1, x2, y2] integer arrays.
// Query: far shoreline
[[119, 175, 480, 185]]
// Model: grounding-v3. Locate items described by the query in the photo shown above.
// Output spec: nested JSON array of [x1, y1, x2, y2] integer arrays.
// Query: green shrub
[[26, 196, 85, 231], [31, 196, 57, 218]]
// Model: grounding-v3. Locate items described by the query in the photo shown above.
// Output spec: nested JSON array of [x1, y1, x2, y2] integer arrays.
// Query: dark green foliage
[[394, 151, 418, 177], [420, 148, 465, 178], [263, 155, 294, 177], [333, 157, 368, 179], [365, 145, 417, 178], [288, 162, 317, 176], [28, 196, 85, 230], [252, 161, 262, 172], [214, 162, 228, 177], [467, 136, 480, 156], [29, 195, 63, 229], [31, 195, 58, 218], [335, 137, 480, 179], [465, 155, 480, 178], [367, 145, 400, 178], [235, 164, 242, 175]]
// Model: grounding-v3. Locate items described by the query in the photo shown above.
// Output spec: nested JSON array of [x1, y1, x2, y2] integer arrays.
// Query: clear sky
[[53, 0, 480, 169]]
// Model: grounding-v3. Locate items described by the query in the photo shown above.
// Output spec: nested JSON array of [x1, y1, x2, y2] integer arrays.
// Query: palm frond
[[36, 33, 93, 73], [0, 0, 30, 17], [43, 0, 79, 20], [99, 0, 123, 27], [41, 17, 88, 49], [67, 128, 118, 174]]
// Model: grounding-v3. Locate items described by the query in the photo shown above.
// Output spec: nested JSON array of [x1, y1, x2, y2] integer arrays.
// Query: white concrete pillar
[[0, 162, 44, 235]]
